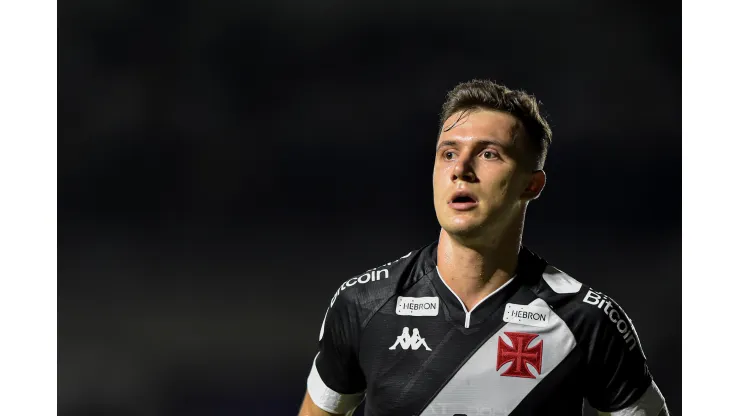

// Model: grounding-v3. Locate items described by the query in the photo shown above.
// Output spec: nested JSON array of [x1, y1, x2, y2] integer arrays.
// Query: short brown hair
[[439, 79, 552, 170]]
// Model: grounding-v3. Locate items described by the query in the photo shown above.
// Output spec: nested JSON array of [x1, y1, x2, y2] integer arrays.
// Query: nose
[[451, 156, 477, 182]]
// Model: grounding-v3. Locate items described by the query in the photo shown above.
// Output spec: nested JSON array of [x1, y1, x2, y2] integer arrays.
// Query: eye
[[481, 150, 499, 160], [443, 151, 456, 160]]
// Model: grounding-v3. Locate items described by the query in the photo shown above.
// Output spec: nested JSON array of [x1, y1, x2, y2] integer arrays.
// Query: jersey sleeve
[[581, 289, 667, 414], [306, 285, 366, 414]]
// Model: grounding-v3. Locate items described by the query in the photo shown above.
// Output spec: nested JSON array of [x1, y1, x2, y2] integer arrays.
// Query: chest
[[357, 298, 585, 416]]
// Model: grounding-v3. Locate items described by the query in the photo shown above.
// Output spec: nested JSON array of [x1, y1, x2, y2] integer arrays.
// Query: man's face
[[432, 109, 541, 239]]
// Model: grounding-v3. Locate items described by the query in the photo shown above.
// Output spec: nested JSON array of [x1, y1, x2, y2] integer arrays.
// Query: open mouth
[[448, 192, 478, 210], [451, 195, 476, 204]]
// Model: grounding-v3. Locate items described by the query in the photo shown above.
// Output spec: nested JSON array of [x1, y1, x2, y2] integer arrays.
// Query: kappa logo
[[389, 327, 432, 351], [496, 331, 543, 379]]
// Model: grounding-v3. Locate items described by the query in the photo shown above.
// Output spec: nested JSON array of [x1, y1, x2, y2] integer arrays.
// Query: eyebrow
[[436, 139, 508, 151]]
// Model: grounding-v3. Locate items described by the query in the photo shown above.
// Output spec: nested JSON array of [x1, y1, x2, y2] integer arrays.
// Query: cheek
[[432, 177, 445, 201], [432, 164, 447, 188], [433, 160, 451, 174], [498, 173, 531, 199], [482, 172, 515, 200]]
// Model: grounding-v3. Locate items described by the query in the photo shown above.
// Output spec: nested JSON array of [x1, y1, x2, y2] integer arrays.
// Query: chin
[[441, 219, 487, 238]]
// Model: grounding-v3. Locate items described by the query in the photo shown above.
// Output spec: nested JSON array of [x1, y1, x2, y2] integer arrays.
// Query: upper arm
[[303, 286, 366, 415], [594, 381, 670, 415], [298, 391, 346, 416], [580, 289, 668, 415]]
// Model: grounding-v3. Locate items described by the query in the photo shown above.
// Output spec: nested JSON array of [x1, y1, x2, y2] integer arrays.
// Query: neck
[[436, 217, 524, 311]]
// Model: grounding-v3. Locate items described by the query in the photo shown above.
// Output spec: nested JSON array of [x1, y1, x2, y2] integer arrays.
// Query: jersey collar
[[422, 241, 545, 328]]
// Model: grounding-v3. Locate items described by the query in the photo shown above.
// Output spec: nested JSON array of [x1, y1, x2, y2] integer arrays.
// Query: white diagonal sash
[[420, 298, 577, 416]]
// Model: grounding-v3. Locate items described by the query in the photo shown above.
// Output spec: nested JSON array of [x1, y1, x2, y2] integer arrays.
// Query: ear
[[521, 170, 546, 201]]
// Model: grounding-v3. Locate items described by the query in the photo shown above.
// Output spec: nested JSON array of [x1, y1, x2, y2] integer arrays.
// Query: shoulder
[[327, 242, 437, 322], [527, 260, 643, 352], [521, 248, 587, 308], [527, 256, 607, 319]]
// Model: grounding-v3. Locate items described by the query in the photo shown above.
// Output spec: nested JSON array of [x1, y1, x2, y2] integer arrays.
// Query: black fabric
[[531, 279, 654, 412], [581, 294, 653, 412], [311, 240, 658, 415], [407, 283, 540, 416], [314, 286, 366, 394], [358, 275, 540, 415], [508, 347, 585, 415]]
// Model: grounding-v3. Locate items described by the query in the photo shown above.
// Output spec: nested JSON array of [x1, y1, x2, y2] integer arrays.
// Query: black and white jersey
[[306, 241, 668, 416]]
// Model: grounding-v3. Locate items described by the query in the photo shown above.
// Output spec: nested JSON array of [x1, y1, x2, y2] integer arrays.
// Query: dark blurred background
[[59, 1, 680, 415]]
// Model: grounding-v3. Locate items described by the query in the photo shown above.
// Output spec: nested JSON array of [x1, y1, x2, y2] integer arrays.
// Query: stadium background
[[59, 1, 680, 415]]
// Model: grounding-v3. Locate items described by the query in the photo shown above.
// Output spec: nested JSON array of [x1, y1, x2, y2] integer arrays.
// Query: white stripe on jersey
[[601, 381, 668, 416], [307, 354, 365, 414], [542, 265, 583, 294], [419, 298, 577, 416]]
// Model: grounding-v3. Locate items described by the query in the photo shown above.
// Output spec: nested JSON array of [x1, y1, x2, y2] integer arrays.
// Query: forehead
[[438, 109, 521, 147]]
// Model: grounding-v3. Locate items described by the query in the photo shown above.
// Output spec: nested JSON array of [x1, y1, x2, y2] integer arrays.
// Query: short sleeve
[[307, 287, 366, 414], [582, 290, 658, 413]]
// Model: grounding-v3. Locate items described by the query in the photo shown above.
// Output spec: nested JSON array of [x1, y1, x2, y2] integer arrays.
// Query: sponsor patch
[[503, 303, 550, 327], [395, 296, 439, 316]]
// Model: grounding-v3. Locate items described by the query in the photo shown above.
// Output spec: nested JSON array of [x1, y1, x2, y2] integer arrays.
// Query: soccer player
[[297, 80, 669, 416]]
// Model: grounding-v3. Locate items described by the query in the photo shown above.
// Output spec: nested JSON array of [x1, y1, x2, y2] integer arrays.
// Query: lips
[[448, 190, 478, 211]]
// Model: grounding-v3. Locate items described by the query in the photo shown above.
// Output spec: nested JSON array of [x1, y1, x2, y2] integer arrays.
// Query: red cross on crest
[[496, 331, 543, 379]]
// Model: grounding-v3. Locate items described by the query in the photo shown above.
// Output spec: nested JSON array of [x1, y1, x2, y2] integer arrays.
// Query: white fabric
[[542, 265, 582, 294], [307, 355, 365, 414], [419, 298, 577, 415], [603, 381, 668, 416]]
